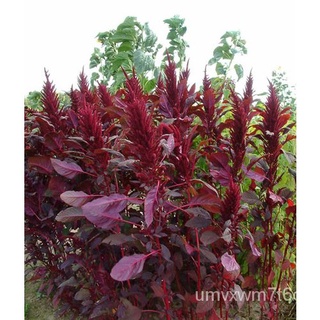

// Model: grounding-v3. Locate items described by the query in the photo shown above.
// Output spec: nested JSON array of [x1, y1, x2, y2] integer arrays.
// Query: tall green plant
[[89, 16, 189, 93], [208, 30, 247, 81], [89, 16, 162, 92]]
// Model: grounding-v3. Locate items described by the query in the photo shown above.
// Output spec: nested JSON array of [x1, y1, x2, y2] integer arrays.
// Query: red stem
[[195, 229, 202, 293]]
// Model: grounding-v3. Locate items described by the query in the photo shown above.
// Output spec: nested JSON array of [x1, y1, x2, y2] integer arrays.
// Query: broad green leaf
[[133, 49, 154, 74], [234, 63, 244, 81], [212, 46, 223, 63], [215, 62, 226, 76]]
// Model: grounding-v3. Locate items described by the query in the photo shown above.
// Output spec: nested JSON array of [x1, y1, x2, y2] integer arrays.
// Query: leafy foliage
[[25, 22, 296, 320], [90, 16, 190, 94], [208, 31, 247, 81]]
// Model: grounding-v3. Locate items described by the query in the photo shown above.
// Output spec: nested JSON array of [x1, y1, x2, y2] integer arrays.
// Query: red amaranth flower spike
[[196, 68, 224, 142], [77, 70, 99, 105], [41, 69, 62, 130], [78, 97, 104, 150], [259, 82, 290, 186], [220, 179, 241, 221], [229, 88, 249, 179], [242, 71, 254, 114], [121, 72, 161, 181]]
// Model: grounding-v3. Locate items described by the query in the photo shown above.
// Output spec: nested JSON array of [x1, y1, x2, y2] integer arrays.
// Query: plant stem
[[195, 229, 201, 293]]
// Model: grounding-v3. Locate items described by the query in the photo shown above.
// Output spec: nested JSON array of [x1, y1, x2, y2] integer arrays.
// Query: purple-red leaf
[[241, 190, 262, 205], [82, 194, 128, 230], [120, 298, 143, 320], [56, 207, 84, 223], [221, 252, 240, 280], [221, 252, 240, 272], [28, 156, 54, 174], [199, 248, 217, 263], [196, 300, 214, 314], [189, 192, 221, 214], [74, 288, 90, 301], [60, 190, 95, 207], [245, 230, 262, 257], [243, 165, 265, 182], [110, 254, 149, 281], [200, 231, 220, 246], [144, 185, 159, 227], [208, 152, 232, 185], [234, 284, 245, 309], [185, 216, 211, 229], [51, 158, 86, 179], [102, 234, 133, 246], [268, 190, 284, 205], [161, 134, 175, 156]]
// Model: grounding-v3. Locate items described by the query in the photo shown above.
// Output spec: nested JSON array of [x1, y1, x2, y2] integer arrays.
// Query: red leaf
[[200, 231, 220, 246], [196, 300, 214, 314], [120, 298, 143, 320], [161, 134, 175, 156], [243, 165, 265, 182], [221, 252, 240, 280], [102, 234, 133, 246], [208, 309, 221, 320], [144, 185, 159, 227], [28, 156, 54, 174], [55, 207, 84, 223], [268, 190, 284, 205], [151, 282, 165, 298], [281, 259, 291, 271], [274, 249, 283, 264], [185, 216, 211, 229], [221, 252, 240, 272], [241, 190, 262, 205], [44, 131, 64, 151], [46, 176, 69, 198], [74, 288, 90, 301], [234, 284, 245, 309], [51, 158, 86, 179], [208, 152, 231, 185], [189, 191, 221, 214], [110, 254, 149, 281], [242, 275, 257, 289], [60, 191, 95, 207], [268, 270, 275, 286], [35, 116, 55, 134], [286, 204, 296, 215], [82, 194, 128, 230], [287, 198, 295, 207], [209, 152, 230, 170], [199, 248, 217, 263], [245, 230, 262, 257]]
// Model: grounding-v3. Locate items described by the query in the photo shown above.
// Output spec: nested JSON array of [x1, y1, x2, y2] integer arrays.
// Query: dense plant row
[[25, 54, 295, 319]]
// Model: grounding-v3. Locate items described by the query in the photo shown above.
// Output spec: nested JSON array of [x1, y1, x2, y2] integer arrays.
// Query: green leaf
[[133, 49, 155, 74], [167, 30, 177, 40], [89, 56, 100, 69], [212, 46, 223, 63], [118, 42, 134, 52], [216, 62, 226, 75], [164, 16, 184, 29], [143, 23, 158, 50], [234, 64, 244, 81]]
